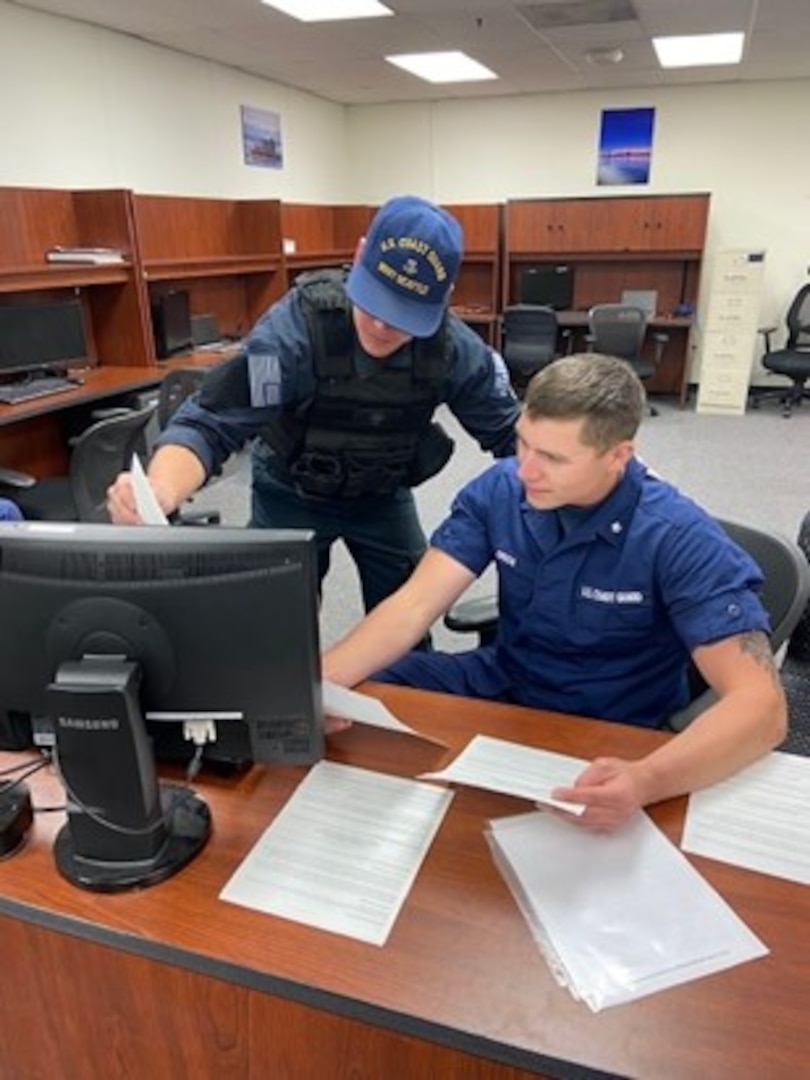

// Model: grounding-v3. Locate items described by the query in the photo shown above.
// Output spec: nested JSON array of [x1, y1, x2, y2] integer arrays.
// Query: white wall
[[346, 82, 810, 381], [0, 3, 351, 201]]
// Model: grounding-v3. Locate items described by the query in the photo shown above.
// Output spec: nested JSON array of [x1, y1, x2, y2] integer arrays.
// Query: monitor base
[[53, 782, 211, 892]]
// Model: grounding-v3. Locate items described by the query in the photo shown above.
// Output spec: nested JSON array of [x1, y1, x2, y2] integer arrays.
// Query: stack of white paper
[[487, 810, 768, 1011]]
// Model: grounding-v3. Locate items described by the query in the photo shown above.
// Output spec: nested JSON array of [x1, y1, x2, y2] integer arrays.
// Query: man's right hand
[[106, 471, 142, 524]]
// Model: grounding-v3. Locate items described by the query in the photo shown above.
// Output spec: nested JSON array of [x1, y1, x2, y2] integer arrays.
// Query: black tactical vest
[[261, 269, 454, 499]]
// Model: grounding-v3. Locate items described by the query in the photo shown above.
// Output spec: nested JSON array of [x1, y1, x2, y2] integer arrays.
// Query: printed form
[[420, 734, 587, 815], [220, 760, 453, 945], [682, 750, 810, 886]]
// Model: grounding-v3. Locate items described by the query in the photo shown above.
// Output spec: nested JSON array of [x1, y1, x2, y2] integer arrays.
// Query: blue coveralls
[[155, 286, 519, 612], [374, 457, 770, 728]]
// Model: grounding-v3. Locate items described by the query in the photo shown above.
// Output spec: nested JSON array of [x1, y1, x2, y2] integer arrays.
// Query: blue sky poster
[[597, 107, 655, 186]]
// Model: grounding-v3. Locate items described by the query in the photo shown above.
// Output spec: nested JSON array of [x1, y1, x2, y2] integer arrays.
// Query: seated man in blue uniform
[[107, 195, 519, 613], [324, 353, 787, 831]]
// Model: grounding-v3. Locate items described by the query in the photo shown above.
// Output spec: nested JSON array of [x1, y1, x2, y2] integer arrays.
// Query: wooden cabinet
[[590, 194, 709, 253], [507, 194, 708, 259], [133, 194, 285, 349], [506, 198, 596, 255], [503, 194, 710, 401], [0, 186, 287, 475], [443, 203, 501, 345], [0, 186, 152, 369], [280, 203, 373, 284]]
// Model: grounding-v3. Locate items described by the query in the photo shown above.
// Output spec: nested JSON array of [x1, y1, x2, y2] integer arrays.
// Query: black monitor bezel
[[0, 522, 324, 768], [518, 264, 575, 311], [0, 297, 89, 379]]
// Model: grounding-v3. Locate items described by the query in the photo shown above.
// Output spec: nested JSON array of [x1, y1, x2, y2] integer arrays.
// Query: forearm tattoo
[[739, 630, 780, 686]]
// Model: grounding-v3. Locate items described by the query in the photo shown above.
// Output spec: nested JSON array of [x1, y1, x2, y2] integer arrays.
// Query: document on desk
[[322, 680, 446, 745], [682, 751, 810, 886], [487, 810, 768, 1012], [419, 734, 587, 815], [219, 760, 453, 946], [130, 453, 169, 525]]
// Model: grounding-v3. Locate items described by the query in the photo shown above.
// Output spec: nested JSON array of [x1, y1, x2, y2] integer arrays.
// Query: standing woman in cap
[[107, 196, 520, 613]]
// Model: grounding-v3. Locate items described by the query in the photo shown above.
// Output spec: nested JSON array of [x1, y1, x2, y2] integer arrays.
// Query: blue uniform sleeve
[[154, 291, 314, 478], [655, 515, 771, 650], [429, 463, 509, 577], [443, 317, 520, 458]]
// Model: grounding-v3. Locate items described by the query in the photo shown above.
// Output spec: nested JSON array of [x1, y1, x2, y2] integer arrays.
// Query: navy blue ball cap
[[345, 195, 463, 338]]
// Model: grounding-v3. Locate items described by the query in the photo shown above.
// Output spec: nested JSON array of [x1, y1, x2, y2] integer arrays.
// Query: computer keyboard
[[0, 375, 83, 405]]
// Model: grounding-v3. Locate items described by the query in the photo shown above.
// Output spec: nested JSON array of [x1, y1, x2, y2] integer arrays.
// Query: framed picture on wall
[[596, 107, 655, 186], [241, 105, 283, 169]]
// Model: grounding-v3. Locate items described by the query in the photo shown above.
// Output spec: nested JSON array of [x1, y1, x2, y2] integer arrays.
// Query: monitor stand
[[46, 657, 211, 892]]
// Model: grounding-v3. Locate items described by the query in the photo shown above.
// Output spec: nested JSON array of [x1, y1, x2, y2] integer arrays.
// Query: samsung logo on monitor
[[57, 716, 121, 731]]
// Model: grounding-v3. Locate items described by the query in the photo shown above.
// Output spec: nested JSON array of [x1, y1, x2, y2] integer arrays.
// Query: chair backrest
[[722, 519, 810, 653], [501, 305, 559, 376], [671, 517, 810, 730], [157, 367, 208, 430], [787, 510, 810, 662], [588, 303, 647, 361], [69, 404, 157, 522], [785, 283, 810, 349]]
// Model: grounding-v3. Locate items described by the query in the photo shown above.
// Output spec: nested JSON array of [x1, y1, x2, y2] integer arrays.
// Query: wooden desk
[[556, 312, 695, 404], [451, 306, 500, 346], [1, 687, 806, 1079], [0, 353, 224, 475]]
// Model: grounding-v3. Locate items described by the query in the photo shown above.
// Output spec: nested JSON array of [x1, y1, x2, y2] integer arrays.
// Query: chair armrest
[[169, 509, 222, 527], [758, 325, 778, 352], [651, 331, 669, 366], [444, 594, 499, 635], [0, 465, 36, 490], [91, 406, 137, 420], [667, 688, 718, 732]]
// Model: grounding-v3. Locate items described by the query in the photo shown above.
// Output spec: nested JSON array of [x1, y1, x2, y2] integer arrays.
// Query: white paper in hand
[[322, 681, 446, 745], [130, 453, 169, 525]]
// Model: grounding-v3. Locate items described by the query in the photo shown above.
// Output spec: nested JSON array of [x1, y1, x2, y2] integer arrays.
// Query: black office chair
[[157, 366, 208, 430], [157, 367, 221, 525], [444, 518, 810, 732], [779, 510, 810, 756], [0, 404, 156, 522], [750, 283, 810, 418], [500, 305, 561, 397], [587, 303, 668, 416]]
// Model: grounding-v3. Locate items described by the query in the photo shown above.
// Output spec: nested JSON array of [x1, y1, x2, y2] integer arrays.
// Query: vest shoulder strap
[[297, 266, 451, 387], [296, 268, 353, 378]]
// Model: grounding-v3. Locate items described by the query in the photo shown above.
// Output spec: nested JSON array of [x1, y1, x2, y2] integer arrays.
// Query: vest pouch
[[290, 451, 345, 498], [342, 449, 412, 499], [407, 422, 455, 487]]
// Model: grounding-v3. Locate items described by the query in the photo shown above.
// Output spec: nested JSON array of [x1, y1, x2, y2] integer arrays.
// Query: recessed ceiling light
[[260, 0, 393, 22], [653, 32, 745, 68], [386, 51, 498, 84]]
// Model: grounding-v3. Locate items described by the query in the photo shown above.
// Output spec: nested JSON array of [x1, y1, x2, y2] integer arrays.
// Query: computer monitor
[[152, 289, 193, 359], [518, 265, 575, 311], [0, 522, 324, 891], [0, 298, 88, 380], [621, 289, 658, 318]]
